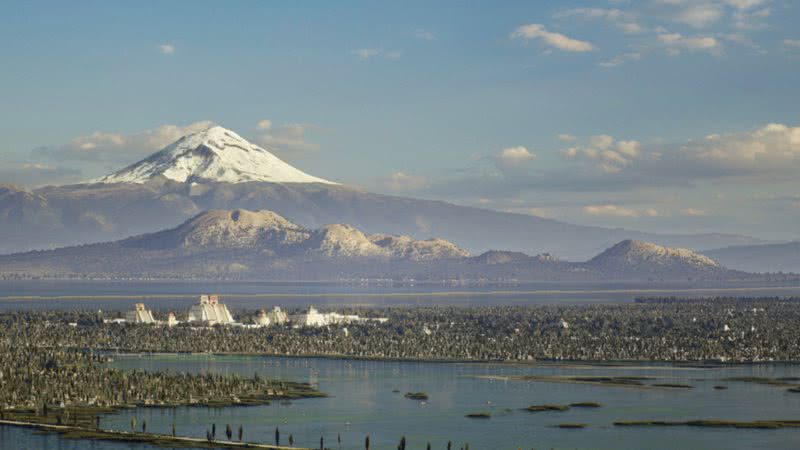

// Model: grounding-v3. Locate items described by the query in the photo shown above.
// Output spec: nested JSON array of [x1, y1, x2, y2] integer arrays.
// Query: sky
[[0, 0, 798, 240]]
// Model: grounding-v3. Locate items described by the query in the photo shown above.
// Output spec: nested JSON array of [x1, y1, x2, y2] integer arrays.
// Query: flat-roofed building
[[187, 295, 235, 325]]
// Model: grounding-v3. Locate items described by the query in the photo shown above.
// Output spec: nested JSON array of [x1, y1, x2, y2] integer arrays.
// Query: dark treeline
[[636, 296, 800, 304], [0, 331, 323, 414], [4, 298, 800, 363]]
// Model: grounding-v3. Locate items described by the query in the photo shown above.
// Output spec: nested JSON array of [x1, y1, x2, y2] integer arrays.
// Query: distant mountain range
[[0, 208, 780, 282], [706, 242, 800, 273], [0, 126, 765, 262]]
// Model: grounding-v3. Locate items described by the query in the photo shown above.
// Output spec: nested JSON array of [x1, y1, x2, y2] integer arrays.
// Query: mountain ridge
[[0, 127, 767, 260], [706, 241, 800, 273], [0, 208, 778, 282]]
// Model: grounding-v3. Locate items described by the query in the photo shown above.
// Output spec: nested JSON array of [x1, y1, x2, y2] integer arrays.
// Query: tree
[[131, 417, 136, 432], [212, 423, 216, 439], [142, 420, 146, 433], [447, 441, 452, 450], [427, 443, 431, 450], [238, 425, 243, 441], [365, 435, 370, 450], [226, 424, 232, 440], [398, 436, 406, 450], [172, 422, 176, 437], [276, 427, 280, 446], [289, 434, 294, 446], [320, 435, 324, 450]]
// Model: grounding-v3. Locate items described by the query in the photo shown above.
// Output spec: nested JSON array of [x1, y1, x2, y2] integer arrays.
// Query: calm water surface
[[1, 280, 798, 311], [5, 354, 800, 450]]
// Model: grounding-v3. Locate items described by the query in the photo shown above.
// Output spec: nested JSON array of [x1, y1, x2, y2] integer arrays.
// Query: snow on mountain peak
[[93, 125, 336, 185]]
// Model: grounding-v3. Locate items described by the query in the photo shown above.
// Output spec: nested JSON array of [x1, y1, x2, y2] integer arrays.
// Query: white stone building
[[291, 306, 387, 327], [187, 295, 235, 325], [254, 306, 289, 327], [124, 303, 156, 324]]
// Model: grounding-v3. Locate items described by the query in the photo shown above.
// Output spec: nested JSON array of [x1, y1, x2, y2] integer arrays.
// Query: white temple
[[187, 295, 235, 325], [254, 306, 289, 327], [124, 303, 156, 324]]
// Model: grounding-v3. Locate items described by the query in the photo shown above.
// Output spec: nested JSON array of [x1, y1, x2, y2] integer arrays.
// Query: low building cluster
[[106, 296, 384, 329], [290, 306, 388, 327]]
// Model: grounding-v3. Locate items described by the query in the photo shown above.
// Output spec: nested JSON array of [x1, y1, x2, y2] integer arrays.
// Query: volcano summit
[[94, 126, 336, 185]]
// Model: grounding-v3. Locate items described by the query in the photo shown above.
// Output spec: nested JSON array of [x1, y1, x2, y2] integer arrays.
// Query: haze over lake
[[3, 280, 800, 311]]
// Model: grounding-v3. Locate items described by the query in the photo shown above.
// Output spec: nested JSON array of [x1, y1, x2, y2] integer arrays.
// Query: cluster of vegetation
[[5, 297, 800, 363], [0, 326, 323, 427]]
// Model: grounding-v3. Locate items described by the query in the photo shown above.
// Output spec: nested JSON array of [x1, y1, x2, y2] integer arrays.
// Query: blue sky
[[1, 0, 798, 239]]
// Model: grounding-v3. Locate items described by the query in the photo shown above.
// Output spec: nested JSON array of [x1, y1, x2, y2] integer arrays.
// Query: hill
[[0, 209, 769, 283]]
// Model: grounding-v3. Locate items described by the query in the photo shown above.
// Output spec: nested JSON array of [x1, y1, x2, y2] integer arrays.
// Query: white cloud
[[352, 48, 402, 60], [511, 24, 594, 52], [252, 121, 321, 154], [557, 8, 644, 34], [158, 43, 175, 55], [617, 140, 641, 158], [353, 48, 380, 60], [499, 146, 536, 162], [382, 172, 428, 192], [413, 30, 436, 41], [495, 146, 536, 171], [384, 50, 403, 59], [560, 135, 643, 173], [678, 123, 800, 173], [599, 52, 643, 68], [582, 204, 658, 217], [560, 123, 800, 183], [589, 135, 614, 150], [653, 0, 771, 29], [725, 0, 767, 9], [783, 39, 800, 52], [657, 32, 722, 55], [673, 3, 725, 28], [43, 121, 214, 163], [557, 134, 577, 142], [561, 147, 579, 158], [681, 207, 708, 216]]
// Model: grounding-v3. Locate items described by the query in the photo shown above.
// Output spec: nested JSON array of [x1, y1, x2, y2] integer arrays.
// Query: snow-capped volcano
[[93, 126, 336, 185]]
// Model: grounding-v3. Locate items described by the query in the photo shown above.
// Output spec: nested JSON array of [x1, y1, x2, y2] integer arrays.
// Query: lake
[[4, 354, 800, 449], [1, 280, 798, 311]]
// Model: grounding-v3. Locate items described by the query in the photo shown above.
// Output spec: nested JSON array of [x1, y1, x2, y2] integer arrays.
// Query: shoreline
[[0, 418, 308, 449], [2, 285, 799, 302], [108, 350, 800, 367]]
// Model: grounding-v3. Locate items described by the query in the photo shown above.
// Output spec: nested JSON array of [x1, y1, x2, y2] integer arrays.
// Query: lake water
[[4, 354, 800, 449], [1, 280, 799, 311]]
